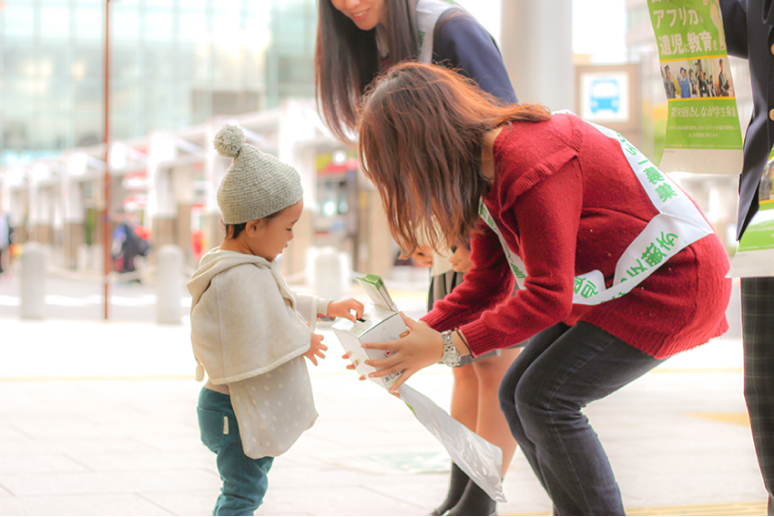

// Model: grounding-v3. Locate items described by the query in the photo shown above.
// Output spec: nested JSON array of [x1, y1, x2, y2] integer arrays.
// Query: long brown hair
[[314, 0, 419, 143], [358, 62, 551, 254]]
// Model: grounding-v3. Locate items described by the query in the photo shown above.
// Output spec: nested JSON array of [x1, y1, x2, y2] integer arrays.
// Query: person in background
[[356, 62, 731, 515], [678, 68, 691, 98], [315, 1, 520, 514], [0, 214, 10, 275], [717, 58, 731, 96], [688, 68, 699, 96], [720, 0, 774, 512], [112, 211, 144, 283], [699, 69, 710, 97], [663, 65, 677, 98]]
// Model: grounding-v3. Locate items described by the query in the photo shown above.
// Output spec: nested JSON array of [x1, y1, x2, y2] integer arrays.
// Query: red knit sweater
[[422, 113, 731, 359]]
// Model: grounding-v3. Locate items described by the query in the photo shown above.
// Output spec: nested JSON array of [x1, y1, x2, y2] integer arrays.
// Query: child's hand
[[327, 298, 364, 322], [304, 333, 327, 366]]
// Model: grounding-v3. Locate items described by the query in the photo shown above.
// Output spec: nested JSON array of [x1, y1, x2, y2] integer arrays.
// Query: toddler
[[187, 124, 363, 516]]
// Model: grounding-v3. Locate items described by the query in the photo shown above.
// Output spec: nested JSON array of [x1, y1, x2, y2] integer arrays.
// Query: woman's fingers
[[387, 368, 415, 393], [362, 339, 400, 351], [365, 361, 403, 378], [398, 312, 418, 330]]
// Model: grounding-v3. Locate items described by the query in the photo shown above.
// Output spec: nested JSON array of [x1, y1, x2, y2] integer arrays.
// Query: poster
[[647, 0, 743, 175]]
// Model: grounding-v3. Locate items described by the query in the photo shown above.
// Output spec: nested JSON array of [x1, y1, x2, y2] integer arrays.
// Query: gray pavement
[[0, 266, 767, 516]]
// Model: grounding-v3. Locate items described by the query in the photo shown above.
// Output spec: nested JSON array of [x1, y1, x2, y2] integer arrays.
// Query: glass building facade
[[0, 0, 318, 166]]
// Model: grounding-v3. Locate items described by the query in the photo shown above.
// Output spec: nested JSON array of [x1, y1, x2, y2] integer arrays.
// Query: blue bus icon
[[589, 78, 621, 114]]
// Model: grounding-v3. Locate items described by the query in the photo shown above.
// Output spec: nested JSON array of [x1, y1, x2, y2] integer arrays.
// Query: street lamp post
[[102, 0, 112, 320]]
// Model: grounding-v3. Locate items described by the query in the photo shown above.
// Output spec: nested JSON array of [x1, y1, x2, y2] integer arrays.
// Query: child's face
[[247, 200, 304, 261]]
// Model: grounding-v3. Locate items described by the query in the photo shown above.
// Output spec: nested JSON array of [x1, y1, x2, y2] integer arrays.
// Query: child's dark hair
[[223, 209, 283, 240], [224, 222, 248, 240]]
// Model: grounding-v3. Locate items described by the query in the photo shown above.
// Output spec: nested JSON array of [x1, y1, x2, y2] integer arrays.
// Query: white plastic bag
[[398, 384, 506, 503]]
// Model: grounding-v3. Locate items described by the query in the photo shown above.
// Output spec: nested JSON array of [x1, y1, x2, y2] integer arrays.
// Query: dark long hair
[[315, 0, 419, 143], [358, 62, 551, 254]]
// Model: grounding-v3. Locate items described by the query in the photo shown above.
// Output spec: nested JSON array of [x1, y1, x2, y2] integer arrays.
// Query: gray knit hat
[[214, 124, 303, 224]]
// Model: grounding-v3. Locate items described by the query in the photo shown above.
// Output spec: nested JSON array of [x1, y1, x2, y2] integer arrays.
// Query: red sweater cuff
[[459, 320, 503, 356], [421, 313, 502, 357]]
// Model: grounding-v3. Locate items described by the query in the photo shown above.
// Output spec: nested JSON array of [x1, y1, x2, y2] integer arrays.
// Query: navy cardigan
[[431, 11, 518, 105], [720, 0, 774, 238]]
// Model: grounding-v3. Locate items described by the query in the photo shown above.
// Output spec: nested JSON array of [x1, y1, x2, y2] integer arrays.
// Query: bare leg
[[450, 363, 479, 431], [472, 349, 521, 477]]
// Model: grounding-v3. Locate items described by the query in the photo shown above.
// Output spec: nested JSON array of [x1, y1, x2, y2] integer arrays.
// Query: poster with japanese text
[[648, 0, 743, 175]]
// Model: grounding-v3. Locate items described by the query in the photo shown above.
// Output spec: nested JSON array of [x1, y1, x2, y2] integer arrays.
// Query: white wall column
[[172, 163, 195, 265], [148, 132, 178, 250], [63, 155, 86, 269], [203, 122, 228, 255], [500, 0, 575, 111], [29, 165, 53, 245], [278, 100, 317, 279]]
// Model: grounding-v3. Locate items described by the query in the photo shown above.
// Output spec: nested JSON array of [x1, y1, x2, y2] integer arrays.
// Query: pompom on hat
[[214, 124, 303, 224]]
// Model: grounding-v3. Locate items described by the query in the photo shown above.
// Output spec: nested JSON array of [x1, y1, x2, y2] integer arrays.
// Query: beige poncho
[[187, 248, 330, 457]]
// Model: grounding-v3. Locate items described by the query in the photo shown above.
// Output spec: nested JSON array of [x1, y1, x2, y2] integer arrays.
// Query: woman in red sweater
[[358, 63, 732, 515]]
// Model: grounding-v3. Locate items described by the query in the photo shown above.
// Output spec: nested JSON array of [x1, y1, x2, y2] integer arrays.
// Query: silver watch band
[[441, 330, 460, 367]]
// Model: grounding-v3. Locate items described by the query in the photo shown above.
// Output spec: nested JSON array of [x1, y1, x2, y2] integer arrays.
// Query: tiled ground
[[0, 276, 767, 515]]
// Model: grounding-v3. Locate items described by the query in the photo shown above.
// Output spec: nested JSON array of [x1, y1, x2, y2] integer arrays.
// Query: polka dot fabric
[[228, 356, 318, 458]]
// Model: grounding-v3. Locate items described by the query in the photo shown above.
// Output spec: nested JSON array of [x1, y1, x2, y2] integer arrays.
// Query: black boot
[[430, 462, 470, 516], [446, 479, 497, 516]]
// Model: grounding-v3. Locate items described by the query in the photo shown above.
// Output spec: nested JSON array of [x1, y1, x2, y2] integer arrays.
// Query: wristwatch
[[441, 330, 461, 367]]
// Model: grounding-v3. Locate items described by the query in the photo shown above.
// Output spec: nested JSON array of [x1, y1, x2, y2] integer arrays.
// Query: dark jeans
[[498, 322, 664, 516], [198, 387, 274, 516], [742, 277, 774, 515]]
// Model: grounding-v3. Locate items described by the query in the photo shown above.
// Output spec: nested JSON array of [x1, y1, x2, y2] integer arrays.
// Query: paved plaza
[[0, 267, 767, 516]]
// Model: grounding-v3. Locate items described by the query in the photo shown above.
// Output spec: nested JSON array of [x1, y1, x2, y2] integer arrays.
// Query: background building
[[0, 0, 317, 164], [0, 0, 754, 285], [0, 0, 388, 279]]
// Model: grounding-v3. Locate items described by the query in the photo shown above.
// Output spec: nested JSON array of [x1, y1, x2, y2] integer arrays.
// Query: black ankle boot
[[430, 462, 470, 516], [445, 479, 497, 516]]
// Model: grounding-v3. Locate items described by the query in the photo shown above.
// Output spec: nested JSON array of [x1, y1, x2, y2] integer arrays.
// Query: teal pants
[[197, 387, 274, 516]]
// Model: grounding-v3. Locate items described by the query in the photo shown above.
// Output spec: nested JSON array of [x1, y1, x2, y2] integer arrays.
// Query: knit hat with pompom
[[214, 124, 303, 224]]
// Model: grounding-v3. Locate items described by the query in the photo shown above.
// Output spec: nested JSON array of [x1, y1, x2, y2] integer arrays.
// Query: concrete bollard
[[91, 243, 104, 272], [77, 244, 91, 272], [156, 244, 184, 325], [20, 242, 46, 320], [313, 246, 351, 301]]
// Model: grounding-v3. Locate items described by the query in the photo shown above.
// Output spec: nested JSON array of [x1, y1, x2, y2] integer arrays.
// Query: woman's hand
[[411, 246, 434, 268], [304, 333, 328, 366], [341, 352, 366, 380], [362, 313, 443, 393]]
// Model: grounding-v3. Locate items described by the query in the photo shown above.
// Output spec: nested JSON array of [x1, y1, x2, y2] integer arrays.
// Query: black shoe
[[430, 462, 470, 516], [445, 479, 497, 516]]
